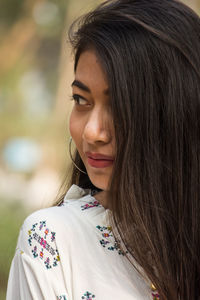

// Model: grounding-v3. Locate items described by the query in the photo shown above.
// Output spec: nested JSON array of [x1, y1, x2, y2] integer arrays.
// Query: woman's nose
[[82, 109, 110, 144]]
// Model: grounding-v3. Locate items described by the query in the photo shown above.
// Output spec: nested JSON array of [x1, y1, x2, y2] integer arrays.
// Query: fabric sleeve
[[6, 212, 69, 300]]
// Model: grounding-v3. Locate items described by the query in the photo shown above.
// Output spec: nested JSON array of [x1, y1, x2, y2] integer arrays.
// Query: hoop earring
[[69, 137, 87, 174]]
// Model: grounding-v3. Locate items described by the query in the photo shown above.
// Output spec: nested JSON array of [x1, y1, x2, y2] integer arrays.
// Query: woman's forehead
[[74, 50, 109, 93]]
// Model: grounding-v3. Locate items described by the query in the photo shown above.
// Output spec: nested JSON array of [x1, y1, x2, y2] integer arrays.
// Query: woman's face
[[69, 50, 115, 191]]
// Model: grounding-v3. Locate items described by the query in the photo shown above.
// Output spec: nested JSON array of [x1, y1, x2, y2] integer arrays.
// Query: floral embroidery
[[57, 295, 67, 300], [81, 200, 100, 210], [44, 228, 49, 238], [44, 257, 51, 269], [96, 225, 126, 255], [51, 232, 56, 242], [39, 221, 46, 230], [27, 220, 60, 269], [81, 291, 95, 299], [53, 255, 60, 267], [40, 248, 44, 259], [32, 246, 38, 258], [28, 223, 38, 246], [152, 291, 160, 299]]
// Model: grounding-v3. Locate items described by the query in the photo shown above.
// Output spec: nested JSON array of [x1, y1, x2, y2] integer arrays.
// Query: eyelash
[[71, 94, 88, 105]]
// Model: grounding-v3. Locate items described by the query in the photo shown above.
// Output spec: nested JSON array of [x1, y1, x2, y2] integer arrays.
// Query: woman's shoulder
[[23, 184, 103, 227], [14, 185, 106, 269], [18, 185, 106, 250]]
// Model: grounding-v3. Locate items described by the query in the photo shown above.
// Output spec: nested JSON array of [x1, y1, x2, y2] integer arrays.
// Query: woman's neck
[[94, 190, 109, 209]]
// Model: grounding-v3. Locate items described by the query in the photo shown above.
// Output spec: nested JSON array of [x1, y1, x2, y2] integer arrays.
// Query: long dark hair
[[61, 0, 200, 298]]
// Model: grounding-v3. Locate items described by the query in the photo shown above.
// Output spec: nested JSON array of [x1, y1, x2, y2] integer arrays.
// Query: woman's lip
[[85, 152, 114, 168], [87, 157, 114, 168], [85, 152, 114, 160]]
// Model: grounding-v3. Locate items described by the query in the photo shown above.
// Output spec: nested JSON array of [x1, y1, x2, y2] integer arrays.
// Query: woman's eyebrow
[[71, 80, 90, 93], [71, 79, 109, 95]]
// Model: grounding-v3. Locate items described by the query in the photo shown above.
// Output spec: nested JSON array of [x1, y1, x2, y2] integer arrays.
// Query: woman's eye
[[72, 94, 88, 105]]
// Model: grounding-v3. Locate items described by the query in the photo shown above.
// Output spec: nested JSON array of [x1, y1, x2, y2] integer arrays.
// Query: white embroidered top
[[6, 184, 153, 300]]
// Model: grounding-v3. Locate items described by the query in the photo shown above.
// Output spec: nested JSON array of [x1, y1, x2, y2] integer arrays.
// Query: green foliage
[[0, 0, 70, 147], [0, 201, 27, 300], [0, 0, 24, 28]]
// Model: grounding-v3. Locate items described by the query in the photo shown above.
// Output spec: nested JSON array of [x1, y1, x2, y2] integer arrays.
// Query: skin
[[69, 50, 115, 207]]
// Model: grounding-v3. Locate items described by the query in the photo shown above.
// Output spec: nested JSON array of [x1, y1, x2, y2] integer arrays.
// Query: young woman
[[7, 0, 200, 299]]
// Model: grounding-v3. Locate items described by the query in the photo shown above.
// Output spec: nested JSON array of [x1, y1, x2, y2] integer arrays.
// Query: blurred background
[[0, 0, 199, 298], [0, 0, 100, 298]]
